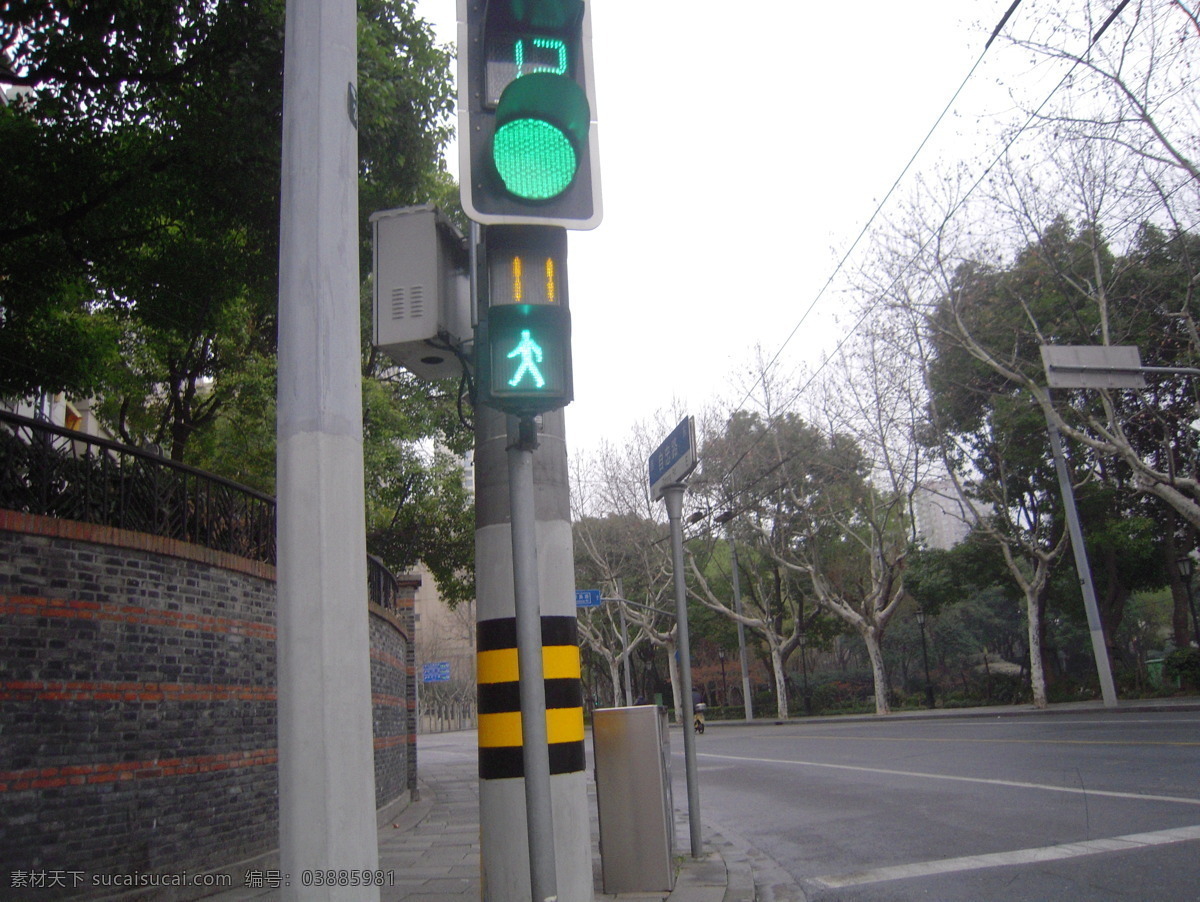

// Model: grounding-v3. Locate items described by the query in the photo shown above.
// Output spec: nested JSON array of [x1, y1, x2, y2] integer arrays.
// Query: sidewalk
[[376, 730, 771, 902]]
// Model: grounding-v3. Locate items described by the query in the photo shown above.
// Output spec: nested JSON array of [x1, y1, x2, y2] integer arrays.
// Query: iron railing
[[367, 552, 403, 616], [1, 410, 412, 617], [0, 409, 278, 563]]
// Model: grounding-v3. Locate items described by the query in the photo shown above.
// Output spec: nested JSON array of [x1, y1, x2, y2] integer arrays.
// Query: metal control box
[[592, 705, 676, 894], [371, 205, 470, 381]]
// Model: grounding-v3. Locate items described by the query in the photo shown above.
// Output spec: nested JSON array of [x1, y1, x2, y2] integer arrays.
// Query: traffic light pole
[[508, 417, 557, 902], [460, 0, 600, 888]]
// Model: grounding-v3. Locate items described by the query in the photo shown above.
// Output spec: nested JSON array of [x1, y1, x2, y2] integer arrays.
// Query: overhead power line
[[730, 2, 1026, 423], [707, 0, 1141, 506]]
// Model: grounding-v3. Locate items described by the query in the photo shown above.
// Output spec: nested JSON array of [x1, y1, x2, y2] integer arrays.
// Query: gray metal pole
[[1043, 398, 1118, 707], [662, 484, 703, 858], [507, 419, 558, 902], [276, 0, 380, 895], [726, 530, 754, 722]]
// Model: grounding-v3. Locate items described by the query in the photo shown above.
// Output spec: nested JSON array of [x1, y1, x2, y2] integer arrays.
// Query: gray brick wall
[[0, 513, 414, 898]]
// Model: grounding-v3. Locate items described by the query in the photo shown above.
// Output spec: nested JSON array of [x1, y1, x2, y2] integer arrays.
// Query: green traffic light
[[493, 119, 578, 199], [492, 72, 590, 202]]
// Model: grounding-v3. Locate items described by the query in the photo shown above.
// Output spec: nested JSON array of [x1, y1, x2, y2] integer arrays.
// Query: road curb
[[695, 696, 1200, 730]]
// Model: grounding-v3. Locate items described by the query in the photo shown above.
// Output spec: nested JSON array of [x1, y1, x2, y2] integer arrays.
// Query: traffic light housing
[[458, 0, 602, 229], [477, 226, 573, 416]]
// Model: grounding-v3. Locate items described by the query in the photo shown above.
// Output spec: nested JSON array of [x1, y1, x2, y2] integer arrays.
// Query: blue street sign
[[575, 589, 602, 608], [649, 416, 697, 500], [422, 661, 451, 682]]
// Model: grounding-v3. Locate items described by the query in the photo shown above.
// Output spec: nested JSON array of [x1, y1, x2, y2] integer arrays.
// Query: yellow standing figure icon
[[507, 329, 546, 389]]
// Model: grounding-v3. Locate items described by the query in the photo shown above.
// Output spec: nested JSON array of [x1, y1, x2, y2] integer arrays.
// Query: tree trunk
[[769, 642, 790, 720], [862, 627, 891, 715], [666, 639, 682, 724], [607, 657, 623, 707], [1025, 589, 1048, 708], [1163, 531, 1194, 649]]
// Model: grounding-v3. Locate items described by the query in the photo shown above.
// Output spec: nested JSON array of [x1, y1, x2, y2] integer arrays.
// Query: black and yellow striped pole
[[477, 615, 585, 781]]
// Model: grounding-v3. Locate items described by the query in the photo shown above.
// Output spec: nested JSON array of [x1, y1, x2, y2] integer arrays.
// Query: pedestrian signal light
[[480, 304, 572, 416], [477, 225, 573, 416], [458, 0, 601, 229]]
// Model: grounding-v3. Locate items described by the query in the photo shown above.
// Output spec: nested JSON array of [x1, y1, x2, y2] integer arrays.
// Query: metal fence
[[367, 552, 403, 616], [0, 409, 411, 621], [0, 410, 277, 563]]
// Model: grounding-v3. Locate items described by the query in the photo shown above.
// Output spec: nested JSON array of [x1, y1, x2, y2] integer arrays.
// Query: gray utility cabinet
[[592, 705, 676, 894], [370, 204, 470, 381]]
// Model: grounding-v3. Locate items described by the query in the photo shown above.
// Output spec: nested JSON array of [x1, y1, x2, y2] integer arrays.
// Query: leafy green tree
[[2, 0, 473, 602], [921, 217, 1200, 699], [2, 0, 288, 448], [2, 0, 455, 461]]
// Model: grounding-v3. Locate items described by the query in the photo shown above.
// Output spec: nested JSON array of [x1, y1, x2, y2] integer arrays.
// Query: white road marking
[[812, 824, 1200, 888], [696, 751, 1200, 807]]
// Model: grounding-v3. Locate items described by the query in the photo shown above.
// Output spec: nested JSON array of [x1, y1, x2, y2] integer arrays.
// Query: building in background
[[912, 479, 986, 551]]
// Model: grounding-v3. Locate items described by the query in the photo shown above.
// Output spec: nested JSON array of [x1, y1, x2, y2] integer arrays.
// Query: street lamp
[[718, 648, 728, 706], [798, 632, 813, 716], [715, 509, 754, 722], [1175, 556, 1200, 648], [916, 608, 935, 709]]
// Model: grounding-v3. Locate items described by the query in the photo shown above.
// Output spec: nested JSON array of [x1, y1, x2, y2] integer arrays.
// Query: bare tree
[[571, 408, 691, 721]]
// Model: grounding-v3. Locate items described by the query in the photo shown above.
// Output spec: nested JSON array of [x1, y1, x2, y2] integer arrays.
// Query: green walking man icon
[[507, 329, 546, 389]]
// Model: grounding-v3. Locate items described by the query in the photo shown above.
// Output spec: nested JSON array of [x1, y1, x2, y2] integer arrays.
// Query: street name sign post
[[648, 416, 697, 500], [648, 415, 703, 857], [1038, 345, 1134, 708], [575, 589, 602, 608]]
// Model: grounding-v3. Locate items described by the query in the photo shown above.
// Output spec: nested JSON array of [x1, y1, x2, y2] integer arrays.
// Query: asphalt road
[[672, 707, 1200, 901]]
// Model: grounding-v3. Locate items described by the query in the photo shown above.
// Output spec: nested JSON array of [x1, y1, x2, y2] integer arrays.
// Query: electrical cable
[[705, 0, 1142, 508], [729, 3, 1020, 423]]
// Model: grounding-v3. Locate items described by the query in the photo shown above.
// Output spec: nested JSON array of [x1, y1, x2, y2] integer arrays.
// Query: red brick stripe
[[0, 749, 278, 792], [0, 595, 276, 640], [372, 692, 407, 708], [372, 735, 407, 750], [369, 647, 406, 671], [1, 681, 276, 704], [0, 509, 276, 580]]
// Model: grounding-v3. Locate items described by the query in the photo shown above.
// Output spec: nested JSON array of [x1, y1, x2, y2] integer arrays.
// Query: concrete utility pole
[[276, 0, 380, 897], [475, 406, 592, 900]]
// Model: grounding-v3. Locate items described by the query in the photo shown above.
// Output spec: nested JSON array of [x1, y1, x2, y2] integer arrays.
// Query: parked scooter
[[693, 702, 706, 734]]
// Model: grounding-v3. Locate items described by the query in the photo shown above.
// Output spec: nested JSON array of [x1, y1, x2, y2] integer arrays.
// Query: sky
[[415, 0, 1038, 462]]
